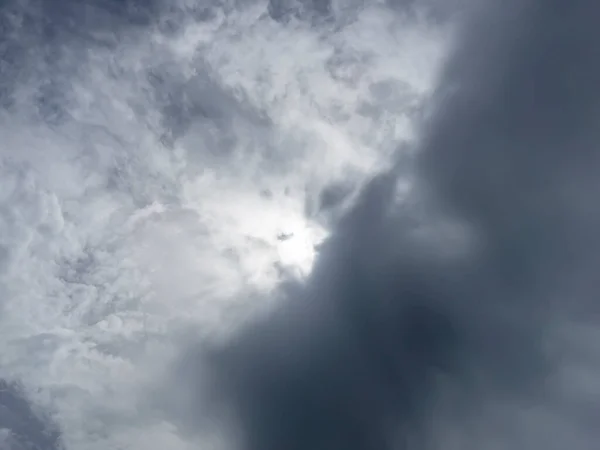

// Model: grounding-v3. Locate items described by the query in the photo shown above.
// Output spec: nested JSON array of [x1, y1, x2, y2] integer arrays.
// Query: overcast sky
[[1, 1, 600, 450]]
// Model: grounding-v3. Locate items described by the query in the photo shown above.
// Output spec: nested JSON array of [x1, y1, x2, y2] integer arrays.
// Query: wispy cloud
[[0, 1, 447, 449]]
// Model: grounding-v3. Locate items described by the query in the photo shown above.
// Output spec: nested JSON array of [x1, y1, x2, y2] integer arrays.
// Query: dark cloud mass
[[3, 0, 600, 448], [195, 1, 600, 449], [0, 381, 62, 450]]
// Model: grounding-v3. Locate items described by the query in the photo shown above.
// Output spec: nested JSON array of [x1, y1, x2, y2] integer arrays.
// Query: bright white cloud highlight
[[0, 1, 450, 449]]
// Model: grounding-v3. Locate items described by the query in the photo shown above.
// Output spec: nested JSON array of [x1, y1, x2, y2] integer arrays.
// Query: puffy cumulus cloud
[[170, 1, 600, 450], [0, 0, 448, 449]]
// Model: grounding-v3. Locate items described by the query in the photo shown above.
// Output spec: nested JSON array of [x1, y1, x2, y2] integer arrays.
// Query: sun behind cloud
[[275, 218, 327, 278]]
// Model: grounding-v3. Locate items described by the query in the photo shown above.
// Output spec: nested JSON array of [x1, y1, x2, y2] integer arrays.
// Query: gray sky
[[2, 1, 600, 449]]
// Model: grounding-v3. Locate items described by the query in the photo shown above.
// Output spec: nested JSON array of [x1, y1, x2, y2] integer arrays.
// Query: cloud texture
[[1, 0, 448, 448], [192, 1, 600, 450], [2, 1, 600, 449]]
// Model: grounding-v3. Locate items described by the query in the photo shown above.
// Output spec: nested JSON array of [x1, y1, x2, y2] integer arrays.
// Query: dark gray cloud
[[419, 0, 600, 317], [265, 0, 468, 24], [0, 381, 62, 450], [184, 1, 600, 449], [0, 0, 160, 121], [267, 0, 332, 23]]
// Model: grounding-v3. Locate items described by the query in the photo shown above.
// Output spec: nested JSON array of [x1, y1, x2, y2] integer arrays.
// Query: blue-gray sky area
[[1, 1, 600, 449]]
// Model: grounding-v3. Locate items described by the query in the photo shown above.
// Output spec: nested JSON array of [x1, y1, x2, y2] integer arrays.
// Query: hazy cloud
[[193, 1, 600, 450], [1, 1, 447, 449], [9, 0, 600, 449], [0, 380, 62, 450]]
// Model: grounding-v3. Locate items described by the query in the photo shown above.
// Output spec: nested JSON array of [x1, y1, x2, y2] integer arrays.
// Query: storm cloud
[[192, 1, 600, 449], [0, 380, 62, 450], [2, 0, 600, 448]]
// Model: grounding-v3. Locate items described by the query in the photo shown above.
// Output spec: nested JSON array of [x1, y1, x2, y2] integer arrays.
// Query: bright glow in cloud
[[0, 1, 451, 449]]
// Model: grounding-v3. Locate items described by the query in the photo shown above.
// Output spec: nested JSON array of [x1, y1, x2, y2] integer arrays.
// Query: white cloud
[[0, 1, 449, 448]]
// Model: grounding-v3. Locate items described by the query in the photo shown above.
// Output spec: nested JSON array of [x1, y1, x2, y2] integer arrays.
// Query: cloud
[[10, 0, 600, 448], [0, 380, 62, 450], [267, 0, 332, 23], [185, 1, 600, 449], [1, 0, 447, 449]]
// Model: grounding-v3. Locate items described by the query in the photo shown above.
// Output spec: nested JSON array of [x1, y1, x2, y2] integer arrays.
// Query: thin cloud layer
[[196, 1, 600, 450]]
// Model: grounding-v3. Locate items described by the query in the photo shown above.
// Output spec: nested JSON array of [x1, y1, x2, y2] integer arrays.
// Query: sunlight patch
[[276, 221, 325, 278]]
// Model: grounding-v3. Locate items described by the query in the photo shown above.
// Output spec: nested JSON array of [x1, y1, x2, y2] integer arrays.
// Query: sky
[[1, 1, 600, 450]]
